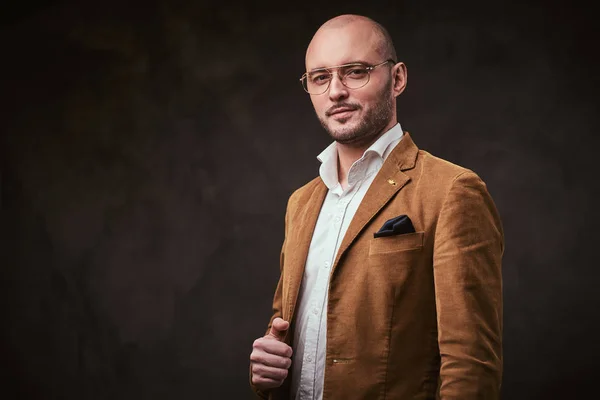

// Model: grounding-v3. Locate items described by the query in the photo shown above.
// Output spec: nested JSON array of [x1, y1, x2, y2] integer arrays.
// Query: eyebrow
[[308, 60, 372, 73]]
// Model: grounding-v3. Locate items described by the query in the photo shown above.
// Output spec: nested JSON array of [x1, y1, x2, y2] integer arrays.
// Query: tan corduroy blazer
[[251, 132, 504, 399]]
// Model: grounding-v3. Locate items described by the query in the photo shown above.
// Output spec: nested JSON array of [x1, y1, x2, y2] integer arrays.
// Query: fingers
[[250, 347, 293, 369], [250, 320, 292, 392], [251, 362, 289, 382], [267, 318, 289, 340], [272, 317, 290, 332], [250, 352, 289, 391], [251, 374, 285, 390], [253, 337, 293, 358]]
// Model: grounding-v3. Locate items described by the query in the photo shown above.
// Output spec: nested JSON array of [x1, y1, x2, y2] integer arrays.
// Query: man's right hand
[[250, 317, 293, 391]]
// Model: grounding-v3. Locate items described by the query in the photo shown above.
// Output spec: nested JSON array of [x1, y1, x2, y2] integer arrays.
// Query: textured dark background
[[1, 0, 598, 399]]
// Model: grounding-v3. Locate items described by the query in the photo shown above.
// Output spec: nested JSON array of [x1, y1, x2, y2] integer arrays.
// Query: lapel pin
[[387, 179, 397, 186]]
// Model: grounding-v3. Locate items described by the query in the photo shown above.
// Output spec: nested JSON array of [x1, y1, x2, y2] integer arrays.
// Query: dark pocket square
[[374, 215, 415, 238]]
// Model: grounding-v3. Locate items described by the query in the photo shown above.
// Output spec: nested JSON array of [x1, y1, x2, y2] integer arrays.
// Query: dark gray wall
[[1, 0, 598, 399]]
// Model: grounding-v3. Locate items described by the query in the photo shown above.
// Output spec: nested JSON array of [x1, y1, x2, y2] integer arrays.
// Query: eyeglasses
[[300, 59, 396, 95]]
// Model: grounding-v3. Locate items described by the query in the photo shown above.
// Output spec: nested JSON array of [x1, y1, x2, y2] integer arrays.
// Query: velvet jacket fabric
[[251, 132, 504, 399]]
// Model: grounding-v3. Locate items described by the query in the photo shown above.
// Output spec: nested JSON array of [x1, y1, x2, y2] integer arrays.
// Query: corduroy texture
[[251, 133, 503, 399]]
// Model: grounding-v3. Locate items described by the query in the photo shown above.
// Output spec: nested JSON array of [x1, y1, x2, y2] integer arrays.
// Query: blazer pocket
[[369, 231, 425, 255]]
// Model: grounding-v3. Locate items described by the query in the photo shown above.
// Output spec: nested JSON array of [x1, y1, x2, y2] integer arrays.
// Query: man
[[249, 14, 504, 400]]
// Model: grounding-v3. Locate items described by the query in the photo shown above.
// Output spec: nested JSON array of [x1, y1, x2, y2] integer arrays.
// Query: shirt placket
[[313, 166, 367, 399], [298, 195, 338, 399]]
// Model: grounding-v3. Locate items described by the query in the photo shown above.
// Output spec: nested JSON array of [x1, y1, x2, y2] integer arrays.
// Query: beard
[[318, 79, 394, 147]]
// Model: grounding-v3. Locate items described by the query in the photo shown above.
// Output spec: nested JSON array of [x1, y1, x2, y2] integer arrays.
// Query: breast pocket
[[365, 232, 427, 316], [367, 231, 425, 286], [369, 231, 425, 255]]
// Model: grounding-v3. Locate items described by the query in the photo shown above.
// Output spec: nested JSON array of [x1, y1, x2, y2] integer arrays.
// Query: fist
[[250, 318, 293, 390]]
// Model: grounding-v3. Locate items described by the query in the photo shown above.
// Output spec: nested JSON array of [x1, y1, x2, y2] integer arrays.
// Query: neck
[[336, 121, 396, 189]]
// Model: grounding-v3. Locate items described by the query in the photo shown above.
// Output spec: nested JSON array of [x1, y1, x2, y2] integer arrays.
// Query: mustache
[[325, 103, 361, 117]]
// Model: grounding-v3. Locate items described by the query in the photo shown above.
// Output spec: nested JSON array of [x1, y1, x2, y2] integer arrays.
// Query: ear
[[391, 62, 407, 97]]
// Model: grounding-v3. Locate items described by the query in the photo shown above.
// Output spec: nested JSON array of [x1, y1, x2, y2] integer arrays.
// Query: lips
[[327, 106, 357, 117], [331, 111, 355, 120]]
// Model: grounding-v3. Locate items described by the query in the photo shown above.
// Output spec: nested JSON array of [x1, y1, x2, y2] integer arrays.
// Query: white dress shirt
[[290, 123, 404, 400]]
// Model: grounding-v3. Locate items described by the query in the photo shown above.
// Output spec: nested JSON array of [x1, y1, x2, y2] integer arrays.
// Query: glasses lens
[[300, 63, 378, 94], [341, 65, 370, 89], [305, 70, 331, 94]]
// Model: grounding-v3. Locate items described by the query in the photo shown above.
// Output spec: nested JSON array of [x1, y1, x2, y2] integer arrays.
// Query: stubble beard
[[318, 82, 394, 147]]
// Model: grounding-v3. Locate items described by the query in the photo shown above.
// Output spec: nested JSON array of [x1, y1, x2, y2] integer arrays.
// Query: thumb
[[267, 317, 289, 340]]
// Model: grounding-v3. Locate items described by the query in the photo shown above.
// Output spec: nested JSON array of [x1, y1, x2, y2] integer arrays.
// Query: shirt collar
[[317, 123, 404, 190]]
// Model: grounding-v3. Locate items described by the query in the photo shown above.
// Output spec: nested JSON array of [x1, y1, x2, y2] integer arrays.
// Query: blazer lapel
[[284, 181, 328, 324], [332, 132, 419, 272]]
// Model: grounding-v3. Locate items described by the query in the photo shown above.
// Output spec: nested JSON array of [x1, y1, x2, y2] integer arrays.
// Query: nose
[[328, 73, 349, 102]]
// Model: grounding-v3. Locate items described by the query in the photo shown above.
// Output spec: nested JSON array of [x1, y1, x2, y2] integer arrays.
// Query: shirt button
[[313, 308, 319, 315], [306, 355, 312, 362], [334, 216, 341, 223], [324, 261, 330, 268]]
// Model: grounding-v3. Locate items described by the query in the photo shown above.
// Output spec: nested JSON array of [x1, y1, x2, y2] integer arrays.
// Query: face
[[305, 23, 401, 146]]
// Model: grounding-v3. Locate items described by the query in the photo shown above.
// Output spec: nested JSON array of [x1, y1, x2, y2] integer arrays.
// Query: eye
[[309, 72, 331, 85], [344, 66, 369, 79]]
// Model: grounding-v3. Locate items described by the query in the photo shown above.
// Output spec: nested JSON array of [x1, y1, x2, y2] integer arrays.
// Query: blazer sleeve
[[433, 171, 504, 399], [249, 198, 290, 399]]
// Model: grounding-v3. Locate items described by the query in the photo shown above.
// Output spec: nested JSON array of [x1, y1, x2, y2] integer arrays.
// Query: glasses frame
[[300, 59, 396, 95]]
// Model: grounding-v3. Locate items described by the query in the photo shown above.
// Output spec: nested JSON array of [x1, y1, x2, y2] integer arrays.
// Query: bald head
[[301, 14, 407, 149], [306, 15, 397, 66]]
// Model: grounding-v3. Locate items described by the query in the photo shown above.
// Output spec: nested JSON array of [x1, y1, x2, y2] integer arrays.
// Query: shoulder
[[415, 149, 488, 188], [392, 132, 486, 188], [417, 150, 474, 179], [407, 149, 496, 217]]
